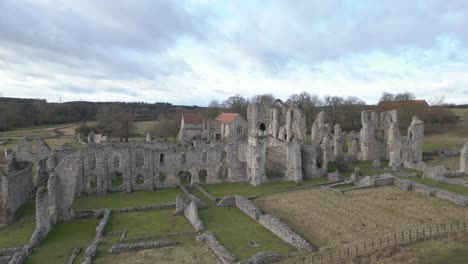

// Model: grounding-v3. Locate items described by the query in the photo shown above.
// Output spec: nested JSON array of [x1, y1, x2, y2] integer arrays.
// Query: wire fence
[[290, 221, 467, 264]]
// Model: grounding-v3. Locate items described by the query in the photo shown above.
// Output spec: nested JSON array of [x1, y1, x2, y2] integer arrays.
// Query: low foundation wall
[[82, 208, 111, 264], [184, 201, 204, 231], [234, 196, 262, 221], [258, 214, 315, 252], [109, 240, 177, 255], [197, 231, 237, 264]]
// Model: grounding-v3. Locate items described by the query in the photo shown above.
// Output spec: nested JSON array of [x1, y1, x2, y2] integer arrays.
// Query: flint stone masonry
[[184, 201, 204, 231], [234, 196, 262, 221], [82, 208, 111, 264], [15, 137, 51, 163], [174, 195, 190, 216], [179, 185, 207, 208], [358, 174, 394, 187], [258, 214, 314, 252], [0, 160, 34, 228], [198, 231, 237, 264], [217, 196, 235, 207], [113, 203, 175, 213], [246, 103, 306, 186], [435, 189, 468, 206], [461, 142, 468, 173], [108, 240, 178, 255], [423, 166, 450, 180], [403, 116, 424, 164]]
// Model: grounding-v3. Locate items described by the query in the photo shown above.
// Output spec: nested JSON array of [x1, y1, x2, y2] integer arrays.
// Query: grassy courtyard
[[0, 201, 35, 248], [72, 189, 183, 210], [26, 219, 99, 264], [199, 206, 296, 260], [105, 209, 193, 238], [202, 177, 329, 198]]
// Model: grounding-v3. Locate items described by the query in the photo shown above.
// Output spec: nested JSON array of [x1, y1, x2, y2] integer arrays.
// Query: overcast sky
[[1, 0, 468, 105]]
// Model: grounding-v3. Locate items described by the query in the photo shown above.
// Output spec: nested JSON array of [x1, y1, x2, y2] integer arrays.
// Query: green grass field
[[72, 189, 183, 210], [202, 177, 329, 198], [409, 237, 468, 264], [0, 202, 35, 248], [199, 206, 296, 260], [26, 218, 99, 264], [106, 209, 192, 238]]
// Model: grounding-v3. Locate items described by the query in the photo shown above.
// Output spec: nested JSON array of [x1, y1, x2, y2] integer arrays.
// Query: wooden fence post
[[409, 229, 412, 242]]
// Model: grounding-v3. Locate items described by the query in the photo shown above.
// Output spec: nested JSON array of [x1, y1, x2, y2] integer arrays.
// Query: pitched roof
[[182, 113, 202, 125], [216, 113, 239, 124]]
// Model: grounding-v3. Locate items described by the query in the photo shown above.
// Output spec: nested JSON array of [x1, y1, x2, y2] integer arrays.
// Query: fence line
[[291, 221, 467, 264]]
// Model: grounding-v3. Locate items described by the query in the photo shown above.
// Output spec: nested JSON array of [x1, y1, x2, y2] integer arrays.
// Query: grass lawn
[[199, 206, 296, 260], [348, 161, 388, 176], [399, 175, 468, 196], [202, 177, 329, 198], [106, 209, 193, 238], [0, 202, 35, 248], [94, 233, 218, 264], [26, 218, 99, 264], [72, 189, 183, 210], [132, 120, 158, 136]]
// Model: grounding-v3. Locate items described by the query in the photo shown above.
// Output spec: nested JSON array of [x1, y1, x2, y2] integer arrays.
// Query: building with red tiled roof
[[178, 112, 247, 142], [214, 113, 247, 140]]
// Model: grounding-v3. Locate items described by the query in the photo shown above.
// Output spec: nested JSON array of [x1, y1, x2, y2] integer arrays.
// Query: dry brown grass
[[95, 241, 219, 264], [255, 187, 468, 252], [427, 156, 460, 171]]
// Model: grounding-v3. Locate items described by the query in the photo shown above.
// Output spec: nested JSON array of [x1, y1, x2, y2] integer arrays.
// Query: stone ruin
[[0, 104, 427, 243]]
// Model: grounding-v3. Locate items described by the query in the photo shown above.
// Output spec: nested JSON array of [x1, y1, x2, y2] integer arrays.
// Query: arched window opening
[[181, 153, 186, 164], [237, 126, 243, 135], [259, 123, 266, 132], [160, 153, 164, 163], [202, 151, 207, 162], [113, 156, 120, 168], [136, 174, 144, 185]]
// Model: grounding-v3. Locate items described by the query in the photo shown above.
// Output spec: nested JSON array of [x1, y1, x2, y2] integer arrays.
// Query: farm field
[[254, 186, 468, 252], [423, 127, 468, 152]]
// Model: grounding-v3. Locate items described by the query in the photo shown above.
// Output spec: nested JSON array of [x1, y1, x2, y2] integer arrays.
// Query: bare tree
[[379, 92, 394, 102], [96, 105, 134, 142], [204, 100, 221, 120], [394, 92, 416, 101], [251, 93, 276, 105], [222, 94, 248, 118]]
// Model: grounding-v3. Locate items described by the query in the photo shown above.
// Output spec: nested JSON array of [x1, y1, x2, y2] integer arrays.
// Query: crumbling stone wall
[[15, 137, 51, 163], [184, 201, 204, 231], [234, 196, 262, 221], [246, 103, 305, 186], [460, 142, 468, 173], [0, 158, 34, 228], [403, 116, 424, 165], [258, 214, 314, 252]]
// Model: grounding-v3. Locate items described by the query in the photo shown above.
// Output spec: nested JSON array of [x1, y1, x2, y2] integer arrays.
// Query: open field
[[94, 234, 218, 264], [199, 206, 295, 260], [72, 189, 183, 210], [106, 209, 192, 238], [0, 202, 35, 248], [424, 127, 468, 152], [26, 218, 99, 264], [427, 156, 460, 171], [202, 177, 329, 198], [255, 187, 468, 252]]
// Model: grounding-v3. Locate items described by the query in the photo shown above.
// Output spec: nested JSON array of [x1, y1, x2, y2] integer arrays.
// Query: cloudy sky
[[1, 0, 468, 105]]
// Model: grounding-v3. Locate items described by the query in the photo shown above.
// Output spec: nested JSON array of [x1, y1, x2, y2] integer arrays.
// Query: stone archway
[[178, 170, 192, 185], [198, 169, 208, 183], [265, 145, 287, 179]]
